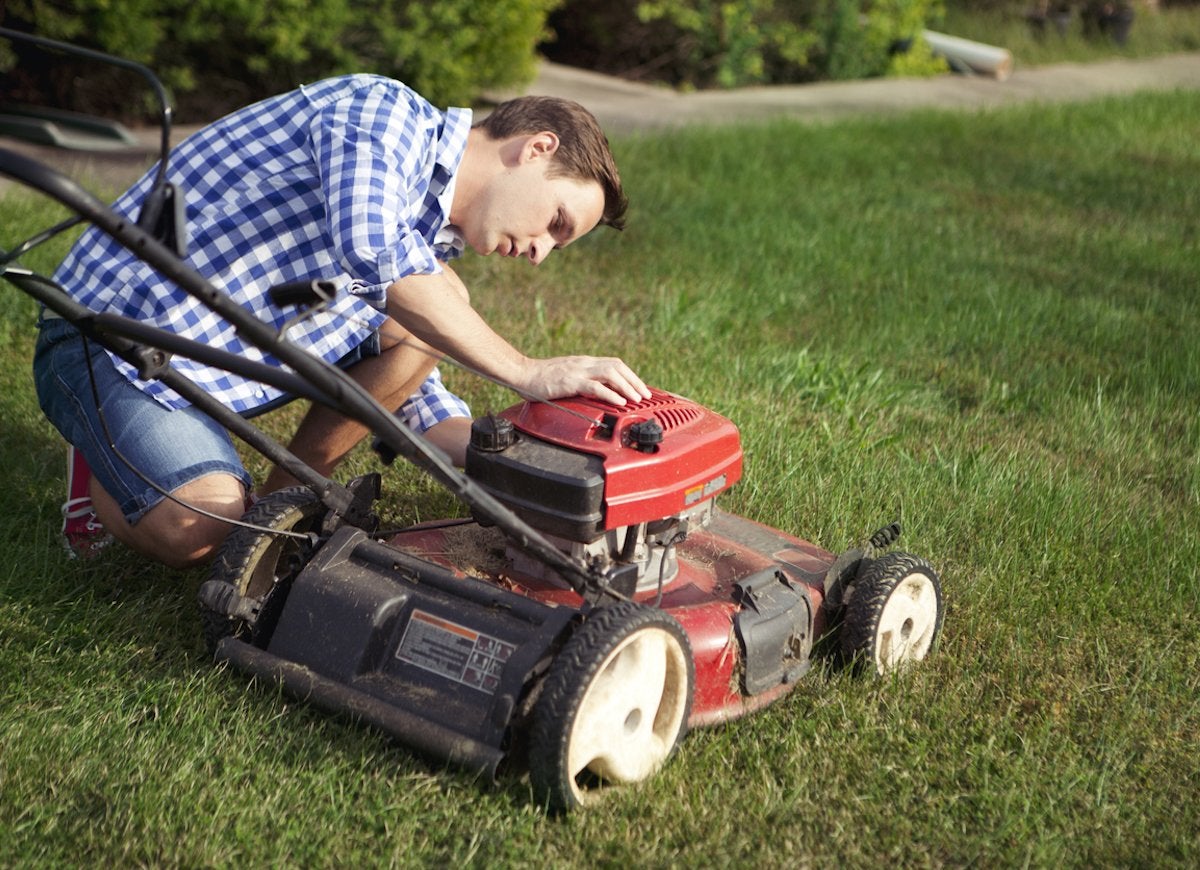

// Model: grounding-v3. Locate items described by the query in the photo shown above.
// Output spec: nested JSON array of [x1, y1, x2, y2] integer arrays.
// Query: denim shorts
[[33, 315, 378, 525]]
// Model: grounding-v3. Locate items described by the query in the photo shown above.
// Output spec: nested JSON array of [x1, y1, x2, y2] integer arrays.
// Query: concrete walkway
[[505, 52, 1200, 132], [520, 51, 1200, 130], [2, 53, 1199, 195]]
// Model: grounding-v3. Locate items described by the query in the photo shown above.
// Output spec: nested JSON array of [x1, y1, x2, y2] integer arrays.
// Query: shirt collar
[[432, 106, 472, 258]]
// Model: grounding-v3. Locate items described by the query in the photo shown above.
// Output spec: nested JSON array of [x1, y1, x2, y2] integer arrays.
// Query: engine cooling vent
[[654, 405, 701, 431], [625, 396, 701, 431]]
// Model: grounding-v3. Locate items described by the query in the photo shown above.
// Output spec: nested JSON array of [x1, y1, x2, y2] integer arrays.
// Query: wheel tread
[[529, 601, 694, 813], [841, 551, 943, 674], [199, 487, 323, 655]]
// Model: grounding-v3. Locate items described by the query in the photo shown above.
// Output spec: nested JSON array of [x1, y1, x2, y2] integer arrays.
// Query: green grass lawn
[[943, 1, 1200, 67], [2, 89, 1198, 866]]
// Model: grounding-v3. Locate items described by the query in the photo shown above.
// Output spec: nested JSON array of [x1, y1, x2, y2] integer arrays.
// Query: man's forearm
[[385, 268, 531, 388], [384, 267, 650, 406]]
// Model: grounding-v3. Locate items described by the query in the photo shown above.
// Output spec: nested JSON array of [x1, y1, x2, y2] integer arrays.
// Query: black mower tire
[[841, 551, 943, 675], [200, 486, 324, 655], [529, 601, 694, 814]]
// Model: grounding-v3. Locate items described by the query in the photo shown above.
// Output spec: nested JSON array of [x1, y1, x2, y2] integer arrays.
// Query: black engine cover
[[466, 433, 606, 542]]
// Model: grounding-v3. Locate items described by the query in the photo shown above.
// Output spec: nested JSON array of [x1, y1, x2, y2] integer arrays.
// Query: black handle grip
[[268, 279, 336, 307]]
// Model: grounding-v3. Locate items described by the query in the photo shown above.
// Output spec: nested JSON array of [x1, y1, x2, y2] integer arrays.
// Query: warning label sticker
[[394, 609, 516, 695], [684, 473, 727, 505]]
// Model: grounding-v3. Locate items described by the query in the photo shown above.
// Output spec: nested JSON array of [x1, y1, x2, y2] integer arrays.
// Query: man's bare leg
[[419, 416, 472, 467], [262, 323, 440, 493], [90, 471, 247, 569]]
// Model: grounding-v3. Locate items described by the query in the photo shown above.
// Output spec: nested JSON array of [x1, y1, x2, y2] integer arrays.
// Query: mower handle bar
[[0, 27, 174, 190]]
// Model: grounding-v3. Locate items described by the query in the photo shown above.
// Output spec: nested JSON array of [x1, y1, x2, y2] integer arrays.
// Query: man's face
[[460, 138, 605, 266]]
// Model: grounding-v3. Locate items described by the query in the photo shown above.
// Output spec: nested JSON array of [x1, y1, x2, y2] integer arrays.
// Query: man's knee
[[93, 472, 246, 569], [138, 509, 239, 569]]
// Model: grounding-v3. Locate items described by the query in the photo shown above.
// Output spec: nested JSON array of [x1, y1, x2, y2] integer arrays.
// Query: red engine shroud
[[498, 388, 744, 531]]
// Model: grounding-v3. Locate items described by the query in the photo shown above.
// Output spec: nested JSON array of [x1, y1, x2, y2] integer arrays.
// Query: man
[[34, 74, 649, 568]]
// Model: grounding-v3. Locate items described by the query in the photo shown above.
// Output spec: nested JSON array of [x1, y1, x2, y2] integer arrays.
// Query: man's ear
[[523, 131, 560, 162]]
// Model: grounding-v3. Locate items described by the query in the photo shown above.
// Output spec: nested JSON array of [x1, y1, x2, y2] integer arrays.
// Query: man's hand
[[386, 267, 651, 407], [515, 355, 651, 406]]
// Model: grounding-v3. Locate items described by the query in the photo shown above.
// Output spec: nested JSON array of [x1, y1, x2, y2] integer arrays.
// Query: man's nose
[[528, 232, 555, 265]]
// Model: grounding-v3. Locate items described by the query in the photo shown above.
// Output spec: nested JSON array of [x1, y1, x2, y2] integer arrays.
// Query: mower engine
[[465, 389, 743, 593]]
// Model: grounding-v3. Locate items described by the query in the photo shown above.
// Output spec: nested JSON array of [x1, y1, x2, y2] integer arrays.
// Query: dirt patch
[[416, 523, 511, 580]]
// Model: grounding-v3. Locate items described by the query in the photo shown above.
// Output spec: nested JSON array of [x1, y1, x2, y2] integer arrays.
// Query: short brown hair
[[476, 97, 628, 231]]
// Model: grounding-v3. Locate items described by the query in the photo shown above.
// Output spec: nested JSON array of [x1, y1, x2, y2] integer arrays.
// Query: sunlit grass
[[2, 91, 1198, 865]]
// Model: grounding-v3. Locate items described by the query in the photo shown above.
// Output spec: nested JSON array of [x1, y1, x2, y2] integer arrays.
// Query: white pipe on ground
[[922, 30, 1014, 81]]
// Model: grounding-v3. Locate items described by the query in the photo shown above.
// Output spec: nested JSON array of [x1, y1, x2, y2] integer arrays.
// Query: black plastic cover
[[733, 569, 814, 694], [465, 433, 606, 542], [221, 525, 580, 777]]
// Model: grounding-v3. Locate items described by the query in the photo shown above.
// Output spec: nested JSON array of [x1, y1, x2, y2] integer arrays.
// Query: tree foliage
[[544, 0, 948, 89], [1, 0, 561, 121]]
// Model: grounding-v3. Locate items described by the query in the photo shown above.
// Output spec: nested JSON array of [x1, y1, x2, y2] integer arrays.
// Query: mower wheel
[[200, 487, 324, 655], [841, 552, 943, 675], [529, 601, 694, 813]]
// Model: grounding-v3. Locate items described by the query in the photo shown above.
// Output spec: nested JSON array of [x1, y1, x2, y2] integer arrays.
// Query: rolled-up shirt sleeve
[[397, 367, 472, 433], [309, 83, 443, 306]]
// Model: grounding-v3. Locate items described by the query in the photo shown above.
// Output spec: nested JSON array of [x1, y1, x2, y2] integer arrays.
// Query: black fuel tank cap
[[628, 418, 663, 453], [470, 415, 516, 452]]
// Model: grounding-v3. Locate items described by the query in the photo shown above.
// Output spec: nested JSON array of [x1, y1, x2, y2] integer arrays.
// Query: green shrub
[[0, 0, 560, 122], [822, 0, 949, 80], [543, 0, 946, 89], [364, 0, 561, 109], [635, 0, 819, 88]]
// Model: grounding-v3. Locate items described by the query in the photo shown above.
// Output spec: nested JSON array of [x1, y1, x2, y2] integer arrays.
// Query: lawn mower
[[0, 29, 944, 812]]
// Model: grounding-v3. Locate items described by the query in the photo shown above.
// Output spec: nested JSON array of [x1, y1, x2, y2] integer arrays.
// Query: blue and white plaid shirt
[[53, 74, 472, 430]]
